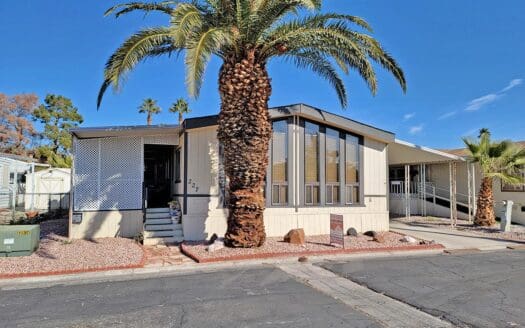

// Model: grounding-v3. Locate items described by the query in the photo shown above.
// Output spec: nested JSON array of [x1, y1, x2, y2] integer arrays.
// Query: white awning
[[389, 139, 465, 165]]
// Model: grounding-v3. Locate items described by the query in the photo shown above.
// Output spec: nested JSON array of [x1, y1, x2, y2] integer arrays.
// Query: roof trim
[[71, 103, 395, 143], [183, 103, 395, 142], [71, 124, 181, 139]]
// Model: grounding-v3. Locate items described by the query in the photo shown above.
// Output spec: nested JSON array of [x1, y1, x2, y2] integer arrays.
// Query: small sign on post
[[330, 214, 344, 248]]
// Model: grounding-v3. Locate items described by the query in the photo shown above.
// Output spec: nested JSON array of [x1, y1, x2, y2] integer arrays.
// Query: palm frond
[[282, 50, 347, 107], [97, 27, 176, 108], [185, 27, 232, 97], [104, 1, 176, 18]]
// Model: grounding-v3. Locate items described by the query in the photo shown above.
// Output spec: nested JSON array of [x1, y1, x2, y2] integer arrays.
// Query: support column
[[449, 162, 458, 227], [471, 163, 477, 219], [467, 161, 472, 223], [422, 164, 427, 217], [404, 164, 410, 219]]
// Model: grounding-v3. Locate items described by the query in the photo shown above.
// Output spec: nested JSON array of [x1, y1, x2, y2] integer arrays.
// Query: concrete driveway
[[391, 220, 524, 250], [321, 249, 525, 328]]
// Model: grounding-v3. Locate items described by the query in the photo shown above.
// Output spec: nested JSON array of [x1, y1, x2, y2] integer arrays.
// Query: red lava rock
[[284, 229, 305, 245]]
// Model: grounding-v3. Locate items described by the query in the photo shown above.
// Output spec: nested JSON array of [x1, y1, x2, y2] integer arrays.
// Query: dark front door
[[144, 144, 174, 208]]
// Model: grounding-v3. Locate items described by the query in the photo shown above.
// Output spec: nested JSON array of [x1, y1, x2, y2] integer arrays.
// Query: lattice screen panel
[[74, 137, 143, 211], [74, 139, 100, 211]]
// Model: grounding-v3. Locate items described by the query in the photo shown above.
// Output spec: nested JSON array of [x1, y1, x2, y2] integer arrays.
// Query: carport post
[[471, 163, 477, 219], [404, 164, 410, 219], [449, 162, 458, 226], [467, 161, 472, 223]]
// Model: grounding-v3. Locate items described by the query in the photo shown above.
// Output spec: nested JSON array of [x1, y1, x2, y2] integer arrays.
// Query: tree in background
[[463, 129, 525, 226], [98, 0, 406, 247], [138, 98, 161, 125], [33, 94, 83, 168], [0, 93, 39, 155], [169, 98, 191, 125]]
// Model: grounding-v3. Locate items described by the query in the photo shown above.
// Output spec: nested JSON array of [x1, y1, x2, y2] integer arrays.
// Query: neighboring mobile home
[[69, 104, 393, 244], [441, 143, 525, 225]]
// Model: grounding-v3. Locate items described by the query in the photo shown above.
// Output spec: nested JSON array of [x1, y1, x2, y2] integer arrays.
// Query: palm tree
[[97, 0, 406, 247], [138, 98, 161, 125], [463, 129, 525, 226], [169, 98, 191, 125]]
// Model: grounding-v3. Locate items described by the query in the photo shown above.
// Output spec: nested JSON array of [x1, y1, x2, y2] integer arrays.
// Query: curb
[[181, 242, 445, 263]]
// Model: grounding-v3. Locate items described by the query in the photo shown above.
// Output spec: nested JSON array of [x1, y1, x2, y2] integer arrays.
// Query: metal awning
[[389, 139, 465, 165]]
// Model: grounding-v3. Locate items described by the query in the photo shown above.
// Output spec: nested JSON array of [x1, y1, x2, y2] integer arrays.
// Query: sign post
[[330, 214, 344, 248]]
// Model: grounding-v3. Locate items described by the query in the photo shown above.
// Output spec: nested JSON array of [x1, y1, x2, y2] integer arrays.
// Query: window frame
[[270, 119, 290, 206], [304, 121, 321, 206], [344, 134, 361, 205]]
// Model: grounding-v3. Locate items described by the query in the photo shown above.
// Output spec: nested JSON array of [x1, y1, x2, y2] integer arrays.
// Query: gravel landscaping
[[0, 219, 144, 278], [394, 216, 525, 242], [182, 232, 443, 263]]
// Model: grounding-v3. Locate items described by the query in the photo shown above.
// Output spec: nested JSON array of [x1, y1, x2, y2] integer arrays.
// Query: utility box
[[0, 225, 40, 257]]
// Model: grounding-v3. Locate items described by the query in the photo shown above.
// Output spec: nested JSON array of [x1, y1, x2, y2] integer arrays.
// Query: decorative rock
[[419, 240, 436, 245], [373, 235, 386, 243], [284, 229, 306, 245], [401, 235, 418, 244], [298, 256, 308, 263], [209, 233, 218, 244], [206, 239, 224, 252], [364, 230, 378, 238], [346, 228, 358, 237]]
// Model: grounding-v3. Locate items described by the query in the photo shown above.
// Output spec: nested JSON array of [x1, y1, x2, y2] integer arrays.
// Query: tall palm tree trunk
[[475, 177, 496, 226], [147, 113, 152, 126], [217, 55, 272, 248], [178, 113, 183, 125]]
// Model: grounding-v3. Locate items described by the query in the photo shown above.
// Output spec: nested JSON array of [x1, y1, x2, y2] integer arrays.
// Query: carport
[[388, 139, 475, 225]]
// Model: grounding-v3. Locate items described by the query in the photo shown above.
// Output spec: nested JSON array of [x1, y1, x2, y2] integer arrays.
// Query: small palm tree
[[463, 129, 525, 226], [138, 98, 161, 125], [97, 0, 406, 247], [169, 98, 191, 125]]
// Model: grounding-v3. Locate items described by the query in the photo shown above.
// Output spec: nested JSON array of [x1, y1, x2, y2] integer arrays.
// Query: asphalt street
[[0, 266, 380, 328], [321, 249, 525, 328]]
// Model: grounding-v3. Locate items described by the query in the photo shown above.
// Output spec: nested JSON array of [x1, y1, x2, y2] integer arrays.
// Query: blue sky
[[1, 0, 524, 149]]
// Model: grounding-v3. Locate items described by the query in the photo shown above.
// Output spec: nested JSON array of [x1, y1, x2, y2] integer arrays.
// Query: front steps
[[143, 208, 184, 246]]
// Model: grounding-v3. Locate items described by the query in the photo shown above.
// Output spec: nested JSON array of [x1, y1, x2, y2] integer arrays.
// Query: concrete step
[[144, 230, 177, 238], [146, 207, 170, 213], [143, 236, 184, 246], [144, 223, 182, 231], [145, 218, 172, 225], [145, 212, 172, 219]]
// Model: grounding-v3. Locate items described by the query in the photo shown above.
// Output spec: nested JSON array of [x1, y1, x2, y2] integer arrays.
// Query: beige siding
[[364, 138, 388, 196], [70, 210, 143, 239], [186, 127, 220, 196]]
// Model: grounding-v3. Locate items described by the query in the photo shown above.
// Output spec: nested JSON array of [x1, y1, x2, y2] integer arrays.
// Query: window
[[502, 166, 525, 192], [271, 120, 288, 205], [305, 122, 320, 205], [345, 134, 360, 204], [325, 128, 340, 204]]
